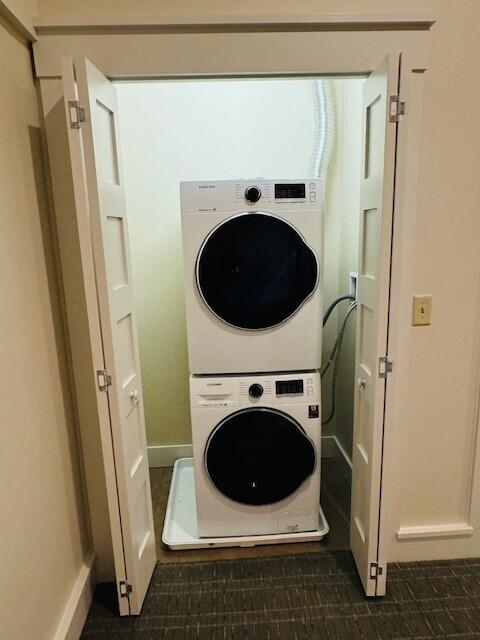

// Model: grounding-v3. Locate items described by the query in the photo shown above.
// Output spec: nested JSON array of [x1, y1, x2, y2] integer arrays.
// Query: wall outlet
[[349, 272, 358, 300], [412, 295, 432, 326]]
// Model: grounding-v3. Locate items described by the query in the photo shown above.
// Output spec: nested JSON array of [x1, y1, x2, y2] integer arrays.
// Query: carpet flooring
[[81, 551, 480, 639]]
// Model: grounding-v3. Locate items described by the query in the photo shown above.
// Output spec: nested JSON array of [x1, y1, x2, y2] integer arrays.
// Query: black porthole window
[[205, 407, 316, 506], [196, 213, 318, 330]]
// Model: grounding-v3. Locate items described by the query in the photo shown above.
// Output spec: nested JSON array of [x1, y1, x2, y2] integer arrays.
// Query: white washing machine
[[181, 179, 323, 374], [190, 371, 322, 538]]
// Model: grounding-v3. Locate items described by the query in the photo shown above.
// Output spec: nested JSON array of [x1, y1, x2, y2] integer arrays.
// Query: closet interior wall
[[116, 77, 364, 459]]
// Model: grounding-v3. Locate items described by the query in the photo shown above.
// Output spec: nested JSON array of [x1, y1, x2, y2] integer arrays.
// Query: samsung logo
[[206, 383, 222, 387], [199, 185, 216, 189]]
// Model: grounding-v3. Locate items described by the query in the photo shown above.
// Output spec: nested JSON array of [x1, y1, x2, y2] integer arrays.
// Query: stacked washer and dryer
[[162, 179, 328, 548]]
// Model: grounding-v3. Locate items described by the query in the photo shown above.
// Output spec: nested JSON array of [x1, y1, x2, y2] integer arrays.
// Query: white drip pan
[[162, 458, 329, 550]]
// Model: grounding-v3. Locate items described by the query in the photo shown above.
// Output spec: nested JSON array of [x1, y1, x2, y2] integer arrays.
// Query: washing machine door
[[196, 212, 318, 330], [205, 407, 316, 505]]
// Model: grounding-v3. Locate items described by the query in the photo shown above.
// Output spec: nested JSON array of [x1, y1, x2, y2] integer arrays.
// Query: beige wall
[[32, 0, 480, 565], [321, 79, 363, 449], [386, 0, 480, 560], [0, 13, 91, 640], [117, 79, 361, 448], [333, 79, 363, 458], [320, 81, 342, 438]]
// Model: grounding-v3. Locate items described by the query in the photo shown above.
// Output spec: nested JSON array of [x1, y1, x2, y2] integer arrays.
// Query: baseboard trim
[[397, 523, 474, 541], [148, 437, 352, 472], [320, 435, 336, 458], [54, 554, 95, 640], [333, 435, 353, 480], [321, 435, 352, 480], [148, 444, 193, 467]]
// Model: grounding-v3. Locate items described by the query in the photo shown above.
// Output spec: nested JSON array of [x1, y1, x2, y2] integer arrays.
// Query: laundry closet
[[109, 78, 364, 551], [38, 42, 430, 615]]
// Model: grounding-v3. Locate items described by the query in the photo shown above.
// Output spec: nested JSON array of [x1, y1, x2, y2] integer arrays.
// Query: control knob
[[245, 186, 261, 203], [249, 383, 264, 399]]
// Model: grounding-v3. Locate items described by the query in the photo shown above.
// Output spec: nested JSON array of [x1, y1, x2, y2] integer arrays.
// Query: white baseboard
[[333, 435, 353, 480], [148, 437, 352, 473], [320, 434, 336, 458], [321, 435, 352, 480], [397, 522, 474, 541], [54, 554, 95, 640], [148, 444, 193, 467]]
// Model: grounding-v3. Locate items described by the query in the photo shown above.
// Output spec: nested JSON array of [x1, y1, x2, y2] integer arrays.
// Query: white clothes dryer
[[190, 371, 322, 538], [181, 179, 323, 374]]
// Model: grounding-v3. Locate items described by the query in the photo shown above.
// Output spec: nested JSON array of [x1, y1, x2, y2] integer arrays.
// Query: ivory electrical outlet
[[412, 295, 432, 326]]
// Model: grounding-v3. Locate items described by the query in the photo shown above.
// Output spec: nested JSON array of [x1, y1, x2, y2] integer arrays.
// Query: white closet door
[[350, 54, 400, 597], [62, 57, 156, 615]]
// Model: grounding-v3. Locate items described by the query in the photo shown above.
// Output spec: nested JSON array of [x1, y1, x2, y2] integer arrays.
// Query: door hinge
[[369, 562, 384, 580], [119, 580, 132, 597], [68, 100, 86, 129], [389, 94, 406, 122], [378, 356, 393, 379], [97, 369, 112, 391]]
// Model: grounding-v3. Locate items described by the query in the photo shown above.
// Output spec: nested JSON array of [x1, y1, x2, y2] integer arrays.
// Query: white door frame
[[35, 19, 431, 601]]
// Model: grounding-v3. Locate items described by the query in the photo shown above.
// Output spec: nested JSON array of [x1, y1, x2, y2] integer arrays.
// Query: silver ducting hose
[[309, 79, 336, 180]]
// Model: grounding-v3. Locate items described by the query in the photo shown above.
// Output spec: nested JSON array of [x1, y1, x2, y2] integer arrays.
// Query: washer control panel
[[190, 372, 319, 407], [180, 179, 322, 213], [235, 180, 317, 206]]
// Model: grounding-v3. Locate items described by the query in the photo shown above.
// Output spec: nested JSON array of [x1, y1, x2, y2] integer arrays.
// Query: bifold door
[[62, 58, 156, 615], [350, 54, 400, 596]]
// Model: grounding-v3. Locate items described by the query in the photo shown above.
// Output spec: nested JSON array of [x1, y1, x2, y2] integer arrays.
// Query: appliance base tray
[[162, 457, 329, 550]]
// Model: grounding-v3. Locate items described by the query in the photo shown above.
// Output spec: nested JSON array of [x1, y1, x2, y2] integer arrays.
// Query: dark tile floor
[[150, 456, 351, 564]]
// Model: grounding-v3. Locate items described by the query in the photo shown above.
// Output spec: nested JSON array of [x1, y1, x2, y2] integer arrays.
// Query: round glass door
[[205, 407, 316, 505], [196, 212, 318, 330]]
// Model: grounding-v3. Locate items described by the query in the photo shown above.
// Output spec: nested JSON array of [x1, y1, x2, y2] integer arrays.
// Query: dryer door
[[205, 407, 316, 505], [196, 212, 318, 330]]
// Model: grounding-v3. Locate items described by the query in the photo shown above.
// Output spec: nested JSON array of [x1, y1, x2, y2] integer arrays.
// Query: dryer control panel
[[180, 179, 322, 213], [190, 372, 320, 408]]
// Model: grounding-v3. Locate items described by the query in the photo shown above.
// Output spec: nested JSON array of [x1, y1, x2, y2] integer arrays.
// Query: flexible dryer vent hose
[[309, 79, 336, 180]]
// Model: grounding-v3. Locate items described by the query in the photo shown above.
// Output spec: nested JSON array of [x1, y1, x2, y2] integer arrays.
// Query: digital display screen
[[276, 380, 304, 395], [275, 183, 306, 200]]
